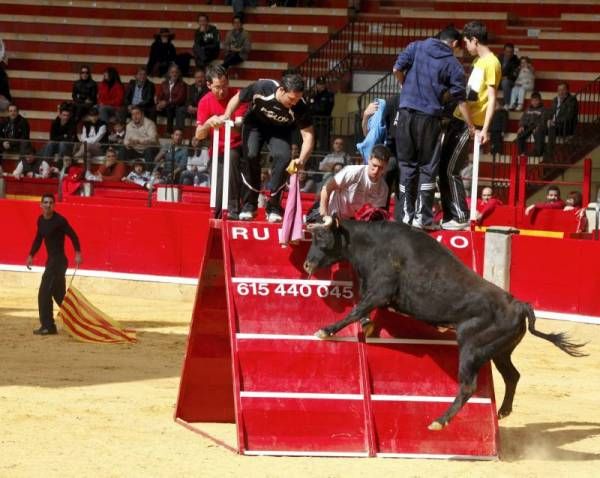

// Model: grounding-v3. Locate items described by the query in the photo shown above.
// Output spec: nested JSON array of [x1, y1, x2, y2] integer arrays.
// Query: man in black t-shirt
[[27, 194, 82, 335], [220, 73, 314, 222]]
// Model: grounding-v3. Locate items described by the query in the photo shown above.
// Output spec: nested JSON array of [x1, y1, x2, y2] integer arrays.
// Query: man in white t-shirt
[[319, 144, 390, 219]]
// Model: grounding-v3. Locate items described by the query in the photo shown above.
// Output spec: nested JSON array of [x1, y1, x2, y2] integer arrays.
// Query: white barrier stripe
[[240, 391, 364, 400], [0, 264, 198, 285], [221, 120, 232, 212], [231, 277, 353, 286], [377, 452, 496, 461], [245, 451, 371, 457], [366, 338, 457, 346], [236, 333, 357, 342], [371, 395, 491, 404], [535, 310, 600, 325]]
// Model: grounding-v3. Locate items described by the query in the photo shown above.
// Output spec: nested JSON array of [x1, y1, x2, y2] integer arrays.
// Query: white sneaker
[[267, 212, 283, 223], [441, 219, 470, 231], [239, 210, 256, 221]]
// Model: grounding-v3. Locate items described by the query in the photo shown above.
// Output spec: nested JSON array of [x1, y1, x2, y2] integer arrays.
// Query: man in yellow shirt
[[439, 21, 501, 230]]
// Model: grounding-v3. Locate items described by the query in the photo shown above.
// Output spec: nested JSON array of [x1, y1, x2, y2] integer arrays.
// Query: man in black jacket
[[193, 13, 220, 69], [308, 76, 335, 152], [71, 65, 97, 121], [546, 82, 579, 156], [27, 194, 82, 335], [125, 67, 156, 121], [0, 104, 30, 161], [497, 43, 520, 107], [40, 105, 77, 168], [516, 91, 546, 156]]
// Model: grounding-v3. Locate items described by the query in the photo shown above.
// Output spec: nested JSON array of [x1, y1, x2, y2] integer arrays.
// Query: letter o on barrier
[[450, 236, 469, 249]]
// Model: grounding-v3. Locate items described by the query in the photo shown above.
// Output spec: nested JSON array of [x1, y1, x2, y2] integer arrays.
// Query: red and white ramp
[[175, 220, 498, 459]]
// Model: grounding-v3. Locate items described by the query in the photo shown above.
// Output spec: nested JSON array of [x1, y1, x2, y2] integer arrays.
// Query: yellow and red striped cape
[[57, 286, 137, 344]]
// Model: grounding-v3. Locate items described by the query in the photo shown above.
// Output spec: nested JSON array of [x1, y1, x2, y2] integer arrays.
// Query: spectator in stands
[[108, 119, 126, 160], [0, 37, 10, 112], [196, 65, 248, 218], [308, 76, 335, 152], [222, 15, 251, 70], [229, 1, 257, 20], [298, 170, 316, 194], [547, 82, 579, 154], [91, 147, 127, 182], [475, 186, 503, 223], [146, 28, 177, 78], [154, 128, 188, 183], [41, 105, 77, 166], [1, 104, 30, 158], [180, 137, 210, 186], [319, 144, 390, 219], [123, 159, 152, 188], [73, 107, 107, 162], [98, 67, 125, 124], [318, 137, 351, 185], [71, 65, 98, 122], [156, 64, 187, 135], [439, 21, 500, 230], [180, 69, 209, 129], [193, 14, 220, 70], [497, 43, 520, 108], [516, 91, 545, 156], [220, 73, 314, 222], [124, 105, 159, 163], [12, 144, 50, 179], [508, 56, 535, 111], [489, 101, 508, 158], [525, 185, 565, 215], [564, 190, 583, 211], [125, 67, 156, 121]]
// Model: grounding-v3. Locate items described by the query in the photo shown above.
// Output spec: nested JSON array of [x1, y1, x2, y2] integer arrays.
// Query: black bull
[[303, 218, 586, 430]]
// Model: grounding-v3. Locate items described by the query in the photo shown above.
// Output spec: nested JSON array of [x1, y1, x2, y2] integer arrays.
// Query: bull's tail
[[521, 302, 588, 357]]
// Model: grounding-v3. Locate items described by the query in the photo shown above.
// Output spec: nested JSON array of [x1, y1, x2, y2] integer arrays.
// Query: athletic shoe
[[267, 212, 283, 223], [239, 204, 256, 221], [412, 219, 440, 231], [33, 326, 57, 335], [441, 219, 470, 230]]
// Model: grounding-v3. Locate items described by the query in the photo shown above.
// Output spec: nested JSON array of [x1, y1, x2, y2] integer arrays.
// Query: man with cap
[[308, 76, 335, 152]]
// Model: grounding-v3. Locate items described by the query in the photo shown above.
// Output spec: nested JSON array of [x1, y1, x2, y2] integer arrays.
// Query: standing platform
[[175, 220, 499, 459]]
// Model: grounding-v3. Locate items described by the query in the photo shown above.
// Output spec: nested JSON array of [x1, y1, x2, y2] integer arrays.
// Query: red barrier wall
[[0, 199, 210, 278], [510, 235, 600, 316]]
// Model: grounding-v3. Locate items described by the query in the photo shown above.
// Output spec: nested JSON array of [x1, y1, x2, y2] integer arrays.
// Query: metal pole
[[209, 127, 220, 209], [469, 133, 481, 222], [221, 120, 233, 216]]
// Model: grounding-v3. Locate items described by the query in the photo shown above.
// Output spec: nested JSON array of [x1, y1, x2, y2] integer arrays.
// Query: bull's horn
[[322, 215, 333, 227]]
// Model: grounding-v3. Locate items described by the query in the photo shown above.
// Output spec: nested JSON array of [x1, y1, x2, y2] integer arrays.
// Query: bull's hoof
[[315, 329, 333, 340], [497, 407, 512, 419], [428, 421, 445, 431]]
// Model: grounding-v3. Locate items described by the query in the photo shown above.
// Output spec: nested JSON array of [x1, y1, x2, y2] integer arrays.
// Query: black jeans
[[394, 108, 442, 226], [439, 118, 471, 224], [240, 123, 291, 211], [517, 125, 545, 156], [222, 52, 244, 69], [38, 257, 67, 330]]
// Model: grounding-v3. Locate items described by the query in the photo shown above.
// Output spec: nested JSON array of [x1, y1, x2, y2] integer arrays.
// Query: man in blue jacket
[[392, 27, 473, 229]]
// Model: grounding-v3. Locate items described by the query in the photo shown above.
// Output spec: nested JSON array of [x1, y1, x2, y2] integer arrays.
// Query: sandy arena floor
[[1, 271, 600, 478]]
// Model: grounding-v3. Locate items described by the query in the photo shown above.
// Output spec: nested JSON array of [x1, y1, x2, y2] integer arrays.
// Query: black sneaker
[[239, 203, 257, 221], [33, 326, 57, 336]]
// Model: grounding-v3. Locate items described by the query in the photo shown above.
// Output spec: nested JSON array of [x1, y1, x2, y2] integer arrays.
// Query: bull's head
[[303, 215, 348, 275]]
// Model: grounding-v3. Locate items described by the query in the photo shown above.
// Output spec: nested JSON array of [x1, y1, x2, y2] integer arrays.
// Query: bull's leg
[[428, 345, 484, 431], [493, 351, 520, 419], [316, 293, 381, 339]]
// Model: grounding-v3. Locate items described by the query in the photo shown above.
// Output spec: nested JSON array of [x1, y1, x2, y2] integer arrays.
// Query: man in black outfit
[[27, 194, 82, 336], [220, 73, 314, 222], [308, 76, 335, 152]]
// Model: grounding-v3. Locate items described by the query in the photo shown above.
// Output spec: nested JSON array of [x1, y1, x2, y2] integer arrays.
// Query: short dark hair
[[438, 26, 461, 43], [41, 193, 55, 203], [530, 91, 542, 100], [280, 74, 305, 93], [7, 102, 18, 111], [558, 82, 570, 90], [463, 21, 488, 45], [547, 185, 561, 196], [59, 105, 72, 114], [503, 43, 515, 50], [198, 13, 208, 21], [206, 65, 227, 83], [233, 14, 243, 22], [137, 66, 147, 74], [568, 190, 583, 208], [130, 105, 144, 114], [370, 144, 391, 162]]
